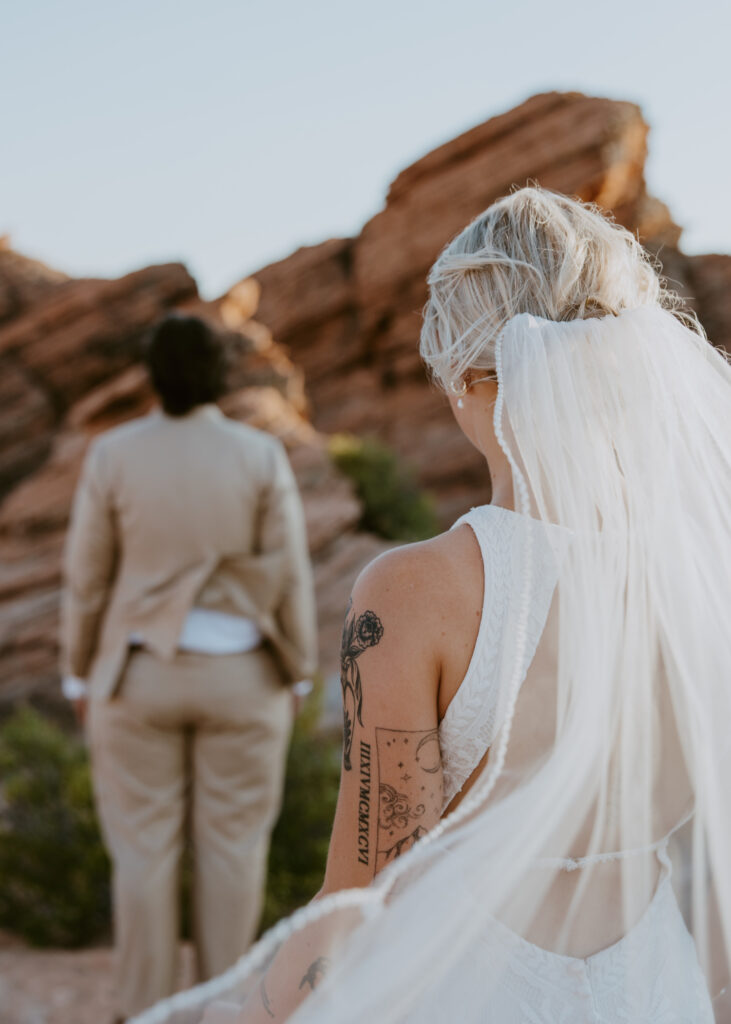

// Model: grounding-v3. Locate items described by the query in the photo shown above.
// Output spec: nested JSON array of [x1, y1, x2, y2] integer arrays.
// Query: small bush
[[259, 687, 341, 932], [329, 433, 439, 542], [0, 698, 341, 948], [0, 706, 110, 947]]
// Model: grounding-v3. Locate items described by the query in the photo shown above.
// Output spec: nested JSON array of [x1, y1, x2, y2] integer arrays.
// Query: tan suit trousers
[[88, 645, 292, 1018]]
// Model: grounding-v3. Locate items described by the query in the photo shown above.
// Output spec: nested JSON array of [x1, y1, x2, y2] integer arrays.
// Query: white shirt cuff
[[62, 676, 89, 700]]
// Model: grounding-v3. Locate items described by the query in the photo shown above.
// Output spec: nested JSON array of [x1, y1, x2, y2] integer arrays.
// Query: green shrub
[[329, 433, 439, 542], [259, 687, 341, 932], [0, 706, 110, 947], [0, 698, 341, 948]]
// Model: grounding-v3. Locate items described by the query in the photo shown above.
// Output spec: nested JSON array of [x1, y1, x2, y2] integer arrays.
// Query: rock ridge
[[1, 90, 729, 711]]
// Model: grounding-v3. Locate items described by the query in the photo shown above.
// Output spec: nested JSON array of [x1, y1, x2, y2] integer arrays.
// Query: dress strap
[[535, 809, 692, 872]]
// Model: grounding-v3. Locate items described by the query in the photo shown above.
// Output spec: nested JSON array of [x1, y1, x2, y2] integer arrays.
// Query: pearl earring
[[449, 378, 468, 408]]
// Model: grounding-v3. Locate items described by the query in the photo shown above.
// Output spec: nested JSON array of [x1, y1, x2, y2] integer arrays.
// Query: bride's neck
[[487, 457, 515, 511], [479, 426, 515, 510]]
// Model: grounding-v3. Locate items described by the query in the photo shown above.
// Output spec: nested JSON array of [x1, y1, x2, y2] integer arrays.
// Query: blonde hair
[[420, 186, 696, 391]]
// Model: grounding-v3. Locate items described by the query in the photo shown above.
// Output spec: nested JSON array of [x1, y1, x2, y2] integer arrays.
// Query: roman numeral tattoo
[[339, 599, 384, 770], [357, 740, 372, 865]]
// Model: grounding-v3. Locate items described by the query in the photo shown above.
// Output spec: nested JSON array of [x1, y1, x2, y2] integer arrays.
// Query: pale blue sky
[[1, 0, 729, 297]]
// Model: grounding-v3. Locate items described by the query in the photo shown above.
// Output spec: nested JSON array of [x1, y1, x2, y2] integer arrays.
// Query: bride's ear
[[465, 368, 499, 386]]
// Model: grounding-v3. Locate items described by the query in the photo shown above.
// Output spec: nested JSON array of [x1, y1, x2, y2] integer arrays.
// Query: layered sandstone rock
[[241, 91, 725, 523], [0, 386, 373, 708], [0, 262, 198, 497], [0, 238, 69, 323], [683, 253, 731, 353], [0, 250, 383, 710], [2, 90, 728, 712], [0, 257, 200, 708]]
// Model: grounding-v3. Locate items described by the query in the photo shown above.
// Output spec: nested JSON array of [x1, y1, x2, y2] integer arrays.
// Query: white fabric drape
[[131, 306, 731, 1024]]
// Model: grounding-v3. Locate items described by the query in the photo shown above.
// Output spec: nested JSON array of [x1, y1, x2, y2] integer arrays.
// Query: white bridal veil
[[132, 303, 731, 1023]]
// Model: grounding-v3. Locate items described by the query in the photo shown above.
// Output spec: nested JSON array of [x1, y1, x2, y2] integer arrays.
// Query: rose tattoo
[[339, 601, 384, 770]]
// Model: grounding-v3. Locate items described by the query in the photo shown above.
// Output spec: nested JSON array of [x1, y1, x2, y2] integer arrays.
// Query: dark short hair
[[143, 315, 227, 416]]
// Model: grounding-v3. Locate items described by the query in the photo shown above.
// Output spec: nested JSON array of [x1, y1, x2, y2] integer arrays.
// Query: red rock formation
[[0, 250, 382, 710], [0, 237, 69, 323], [241, 91, 724, 523], [683, 253, 731, 354], [0, 262, 198, 497], [2, 91, 728, 712], [0, 383, 372, 708]]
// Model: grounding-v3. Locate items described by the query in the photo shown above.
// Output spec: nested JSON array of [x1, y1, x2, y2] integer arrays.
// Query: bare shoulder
[[352, 525, 482, 637], [355, 525, 480, 591]]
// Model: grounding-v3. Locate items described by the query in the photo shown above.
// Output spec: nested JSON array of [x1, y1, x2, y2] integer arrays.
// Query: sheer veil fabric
[[131, 305, 731, 1024]]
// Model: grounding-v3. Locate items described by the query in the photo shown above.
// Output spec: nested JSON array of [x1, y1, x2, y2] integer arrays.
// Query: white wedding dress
[[409, 503, 715, 1024], [132, 501, 718, 1024], [131, 301, 730, 1024]]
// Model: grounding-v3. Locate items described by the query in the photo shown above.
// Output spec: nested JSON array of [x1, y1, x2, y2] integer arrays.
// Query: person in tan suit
[[60, 314, 317, 1021]]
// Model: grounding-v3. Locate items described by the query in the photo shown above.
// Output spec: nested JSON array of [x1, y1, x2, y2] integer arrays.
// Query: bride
[[132, 187, 731, 1023]]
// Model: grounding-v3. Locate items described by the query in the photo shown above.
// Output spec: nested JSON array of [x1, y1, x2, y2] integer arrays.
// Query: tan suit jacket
[[61, 404, 317, 698]]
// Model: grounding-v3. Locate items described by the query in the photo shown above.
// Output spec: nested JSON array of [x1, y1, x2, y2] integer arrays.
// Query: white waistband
[[130, 608, 263, 656]]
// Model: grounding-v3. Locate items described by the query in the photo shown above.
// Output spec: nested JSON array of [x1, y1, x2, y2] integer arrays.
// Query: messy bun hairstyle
[[419, 186, 697, 391]]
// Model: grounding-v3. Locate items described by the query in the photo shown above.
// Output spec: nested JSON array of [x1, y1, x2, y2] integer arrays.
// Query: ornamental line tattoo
[[415, 729, 441, 772], [357, 740, 372, 865], [339, 599, 384, 770], [380, 825, 429, 864], [299, 955, 330, 991], [257, 941, 281, 1017], [379, 782, 425, 830], [259, 976, 275, 1018], [375, 727, 443, 872]]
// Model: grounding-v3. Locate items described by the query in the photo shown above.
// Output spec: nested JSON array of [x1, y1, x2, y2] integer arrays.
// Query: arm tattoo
[[259, 976, 275, 1018], [339, 599, 384, 770], [379, 825, 429, 863], [298, 955, 330, 991], [357, 740, 372, 865], [375, 727, 442, 872], [379, 782, 424, 829], [255, 941, 282, 1018], [415, 729, 441, 772]]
